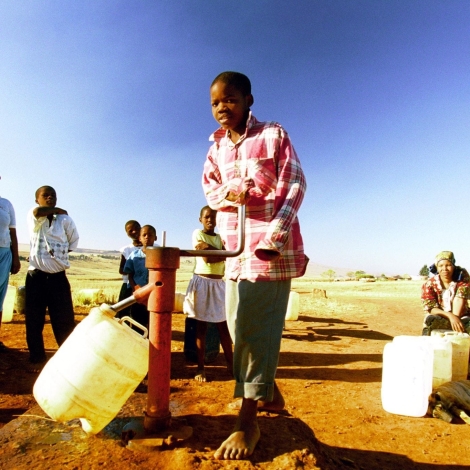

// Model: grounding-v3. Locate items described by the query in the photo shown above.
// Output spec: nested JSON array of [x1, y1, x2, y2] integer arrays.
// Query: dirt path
[[1, 289, 470, 469]]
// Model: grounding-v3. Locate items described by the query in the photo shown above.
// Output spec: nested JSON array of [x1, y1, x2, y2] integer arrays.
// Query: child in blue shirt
[[123, 224, 156, 328]]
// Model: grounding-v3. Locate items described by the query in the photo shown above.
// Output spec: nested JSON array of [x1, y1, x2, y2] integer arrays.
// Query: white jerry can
[[33, 304, 149, 434], [381, 336, 434, 417], [285, 291, 300, 321]]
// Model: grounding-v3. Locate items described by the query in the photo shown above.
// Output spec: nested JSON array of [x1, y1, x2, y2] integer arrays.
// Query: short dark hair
[[211, 71, 251, 96], [125, 220, 140, 229], [35, 185, 55, 199], [200, 205, 215, 217], [141, 224, 156, 236]]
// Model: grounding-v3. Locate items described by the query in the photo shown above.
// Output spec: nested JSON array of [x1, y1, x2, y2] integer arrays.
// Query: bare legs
[[195, 320, 208, 382], [216, 321, 233, 377], [195, 319, 233, 382]]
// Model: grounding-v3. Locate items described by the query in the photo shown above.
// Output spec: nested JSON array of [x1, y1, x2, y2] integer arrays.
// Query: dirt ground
[[1, 288, 470, 469]]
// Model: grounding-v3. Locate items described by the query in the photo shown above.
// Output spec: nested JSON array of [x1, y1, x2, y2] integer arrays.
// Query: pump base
[[121, 417, 193, 451]]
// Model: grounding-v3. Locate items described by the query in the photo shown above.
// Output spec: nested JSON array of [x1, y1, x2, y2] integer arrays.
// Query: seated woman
[[421, 251, 470, 335]]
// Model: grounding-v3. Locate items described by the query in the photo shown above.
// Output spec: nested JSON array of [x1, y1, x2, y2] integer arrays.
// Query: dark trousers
[[422, 314, 470, 336], [130, 302, 149, 330], [25, 269, 76, 363], [116, 282, 133, 319]]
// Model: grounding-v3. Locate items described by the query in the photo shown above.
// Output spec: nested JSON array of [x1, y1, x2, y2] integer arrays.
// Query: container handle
[[119, 316, 149, 339]]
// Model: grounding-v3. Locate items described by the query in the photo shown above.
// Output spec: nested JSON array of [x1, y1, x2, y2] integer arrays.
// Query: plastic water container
[[431, 330, 470, 381], [15, 285, 26, 314], [285, 291, 300, 321], [2, 285, 16, 323], [33, 304, 149, 434], [426, 335, 453, 388], [173, 292, 185, 312], [381, 336, 433, 417]]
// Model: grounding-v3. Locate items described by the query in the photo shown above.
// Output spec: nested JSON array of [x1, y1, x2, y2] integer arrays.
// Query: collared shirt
[[202, 112, 307, 281], [27, 208, 79, 273], [123, 248, 148, 287], [0, 197, 16, 248], [421, 271, 470, 315]]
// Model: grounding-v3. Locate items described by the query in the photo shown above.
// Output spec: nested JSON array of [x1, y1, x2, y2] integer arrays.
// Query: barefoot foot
[[214, 420, 260, 460], [195, 369, 207, 382]]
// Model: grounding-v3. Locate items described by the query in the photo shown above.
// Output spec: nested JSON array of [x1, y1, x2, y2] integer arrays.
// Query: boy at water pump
[[25, 185, 79, 370], [116, 220, 142, 319], [202, 71, 307, 460], [123, 224, 157, 329]]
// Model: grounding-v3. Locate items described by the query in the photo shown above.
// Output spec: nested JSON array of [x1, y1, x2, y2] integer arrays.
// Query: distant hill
[[18, 243, 352, 276], [304, 262, 352, 278], [19, 243, 120, 257]]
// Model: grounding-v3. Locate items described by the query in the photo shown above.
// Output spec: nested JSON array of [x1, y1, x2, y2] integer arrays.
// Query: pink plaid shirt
[[202, 113, 307, 281]]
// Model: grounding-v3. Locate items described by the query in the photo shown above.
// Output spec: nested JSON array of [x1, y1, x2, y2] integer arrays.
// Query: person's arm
[[63, 217, 79, 253], [428, 307, 465, 332], [33, 206, 68, 218], [123, 258, 139, 290], [195, 240, 226, 264], [9, 227, 21, 274], [253, 129, 306, 261], [202, 142, 249, 210], [128, 272, 139, 291], [119, 255, 126, 275], [422, 279, 466, 332]]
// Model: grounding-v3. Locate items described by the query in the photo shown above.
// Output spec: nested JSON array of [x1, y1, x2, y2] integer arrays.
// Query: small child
[[123, 224, 157, 329], [183, 205, 233, 382], [117, 220, 142, 318], [25, 185, 79, 370]]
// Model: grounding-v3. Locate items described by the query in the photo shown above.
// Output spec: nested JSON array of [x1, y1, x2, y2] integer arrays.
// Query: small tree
[[419, 264, 429, 277], [321, 269, 336, 281]]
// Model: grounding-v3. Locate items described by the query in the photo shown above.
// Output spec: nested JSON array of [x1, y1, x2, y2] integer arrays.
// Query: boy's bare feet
[[214, 398, 260, 460], [195, 369, 207, 382]]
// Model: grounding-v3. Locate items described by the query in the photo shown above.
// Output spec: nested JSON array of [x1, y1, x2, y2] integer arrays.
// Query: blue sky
[[1, 1, 469, 275]]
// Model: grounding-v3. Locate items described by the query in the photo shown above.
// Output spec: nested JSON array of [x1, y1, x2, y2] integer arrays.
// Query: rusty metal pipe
[[120, 205, 245, 438], [110, 282, 158, 314]]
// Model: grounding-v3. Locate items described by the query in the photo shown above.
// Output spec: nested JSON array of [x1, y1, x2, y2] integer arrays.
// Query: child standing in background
[[117, 220, 142, 318], [183, 205, 233, 382], [123, 224, 157, 328], [25, 185, 79, 370]]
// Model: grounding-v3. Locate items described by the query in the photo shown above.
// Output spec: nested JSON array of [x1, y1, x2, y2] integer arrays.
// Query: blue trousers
[[226, 278, 291, 402], [0, 247, 12, 311]]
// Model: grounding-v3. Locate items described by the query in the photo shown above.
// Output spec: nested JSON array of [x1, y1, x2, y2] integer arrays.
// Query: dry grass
[[9, 251, 196, 308], [9, 250, 423, 310]]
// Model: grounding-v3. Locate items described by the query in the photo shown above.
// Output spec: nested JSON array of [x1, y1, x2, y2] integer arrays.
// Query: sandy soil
[[1, 286, 470, 469]]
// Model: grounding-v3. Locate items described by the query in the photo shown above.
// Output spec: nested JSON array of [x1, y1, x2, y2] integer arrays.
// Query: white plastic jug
[[397, 335, 452, 389], [285, 291, 300, 321], [2, 285, 16, 323], [431, 330, 470, 381], [425, 335, 453, 388], [33, 304, 149, 434], [173, 292, 185, 313], [381, 336, 433, 417]]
